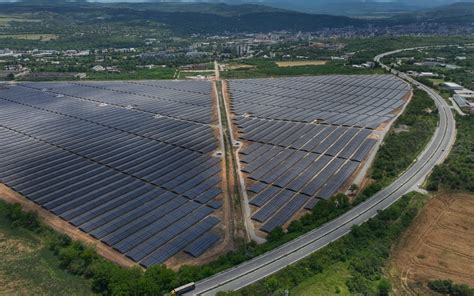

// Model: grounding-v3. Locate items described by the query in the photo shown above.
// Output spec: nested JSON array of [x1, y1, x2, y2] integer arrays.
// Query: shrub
[[4, 203, 40, 230]]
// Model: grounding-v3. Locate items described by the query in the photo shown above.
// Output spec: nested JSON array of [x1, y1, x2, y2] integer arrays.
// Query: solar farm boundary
[[184, 49, 456, 295], [219, 78, 264, 244]]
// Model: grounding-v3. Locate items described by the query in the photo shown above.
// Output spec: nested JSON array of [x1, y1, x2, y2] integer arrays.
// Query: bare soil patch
[[390, 193, 474, 295], [276, 61, 327, 67], [224, 64, 256, 71]]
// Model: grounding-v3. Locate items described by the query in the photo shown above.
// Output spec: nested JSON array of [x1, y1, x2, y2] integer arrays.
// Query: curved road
[[185, 48, 456, 295]]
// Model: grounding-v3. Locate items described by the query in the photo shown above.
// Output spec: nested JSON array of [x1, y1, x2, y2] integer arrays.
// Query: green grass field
[[291, 262, 351, 295], [221, 61, 385, 79], [0, 203, 94, 295]]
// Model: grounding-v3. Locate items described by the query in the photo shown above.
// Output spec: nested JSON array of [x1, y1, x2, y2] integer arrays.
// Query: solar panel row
[[229, 75, 409, 127], [22, 80, 213, 124], [0, 80, 223, 266], [231, 75, 410, 233]]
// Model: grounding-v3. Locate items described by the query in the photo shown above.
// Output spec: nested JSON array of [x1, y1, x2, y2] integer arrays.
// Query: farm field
[[390, 193, 474, 294], [276, 60, 328, 67], [228, 75, 411, 234], [0, 14, 40, 26], [0, 34, 58, 41]]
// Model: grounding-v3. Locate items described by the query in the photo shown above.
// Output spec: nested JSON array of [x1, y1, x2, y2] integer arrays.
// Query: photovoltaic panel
[[230, 75, 410, 232], [0, 80, 224, 267]]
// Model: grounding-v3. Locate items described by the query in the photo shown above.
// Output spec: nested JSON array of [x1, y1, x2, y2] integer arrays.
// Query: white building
[[442, 82, 464, 92], [91, 65, 105, 72]]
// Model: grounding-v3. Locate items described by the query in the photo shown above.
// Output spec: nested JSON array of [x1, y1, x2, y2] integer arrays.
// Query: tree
[[349, 184, 359, 196], [378, 278, 391, 296], [267, 226, 285, 242], [6, 73, 15, 80]]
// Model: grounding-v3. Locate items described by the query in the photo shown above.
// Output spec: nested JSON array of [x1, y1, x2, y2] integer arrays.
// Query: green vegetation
[[371, 89, 438, 181], [347, 36, 474, 65], [221, 60, 384, 79], [0, 199, 199, 295], [428, 115, 474, 192], [428, 280, 474, 296], [0, 201, 94, 295], [0, 2, 361, 50], [382, 45, 474, 90], [221, 192, 427, 296], [355, 88, 438, 204]]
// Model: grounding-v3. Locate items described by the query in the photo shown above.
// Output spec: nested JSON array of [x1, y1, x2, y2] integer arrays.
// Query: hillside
[[393, 2, 474, 25], [0, 2, 365, 34]]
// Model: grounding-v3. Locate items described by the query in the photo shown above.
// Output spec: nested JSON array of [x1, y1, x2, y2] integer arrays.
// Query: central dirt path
[[214, 61, 262, 243]]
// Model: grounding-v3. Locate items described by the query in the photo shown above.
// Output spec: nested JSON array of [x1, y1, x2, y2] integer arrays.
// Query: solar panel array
[[0, 81, 222, 267], [229, 75, 410, 233]]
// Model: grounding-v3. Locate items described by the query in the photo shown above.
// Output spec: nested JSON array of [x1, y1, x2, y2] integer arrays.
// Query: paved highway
[[185, 49, 456, 295]]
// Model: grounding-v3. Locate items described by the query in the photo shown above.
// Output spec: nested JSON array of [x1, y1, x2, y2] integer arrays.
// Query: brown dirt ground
[[224, 64, 256, 71], [0, 184, 137, 269], [276, 61, 327, 67], [390, 193, 474, 295]]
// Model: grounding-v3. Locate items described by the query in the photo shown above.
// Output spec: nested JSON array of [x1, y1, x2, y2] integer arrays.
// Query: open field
[[428, 78, 445, 86], [224, 64, 256, 71], [0, 34, 58, 41], [390, 193, 474, 294], [0, 201, 94, 295], [276, 60, 328, 67], [0, 14, 41, 26]]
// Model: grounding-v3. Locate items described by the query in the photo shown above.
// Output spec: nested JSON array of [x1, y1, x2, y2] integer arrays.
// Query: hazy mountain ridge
[[0, 1, 472, 35]]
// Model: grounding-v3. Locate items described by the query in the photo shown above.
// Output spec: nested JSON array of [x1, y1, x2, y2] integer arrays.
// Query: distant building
[[74, 73, 87, 79], [91, 65, 105, 72], [0, 49, 14, 57], [454, 89, 474, 97], [442, 82, 464, 92], [418, 72, 438, 78]]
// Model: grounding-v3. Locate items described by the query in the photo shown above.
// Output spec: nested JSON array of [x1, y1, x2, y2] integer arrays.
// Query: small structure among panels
[[0, 80, 222, 267], [229, 75, 411, 233]]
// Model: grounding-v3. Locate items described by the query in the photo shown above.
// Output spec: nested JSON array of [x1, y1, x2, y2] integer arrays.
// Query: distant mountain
[[0, 1, 471, 35], [0, 1, 367, 33], [2, 0, 473, 18], [393, 2, 474, 25]]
